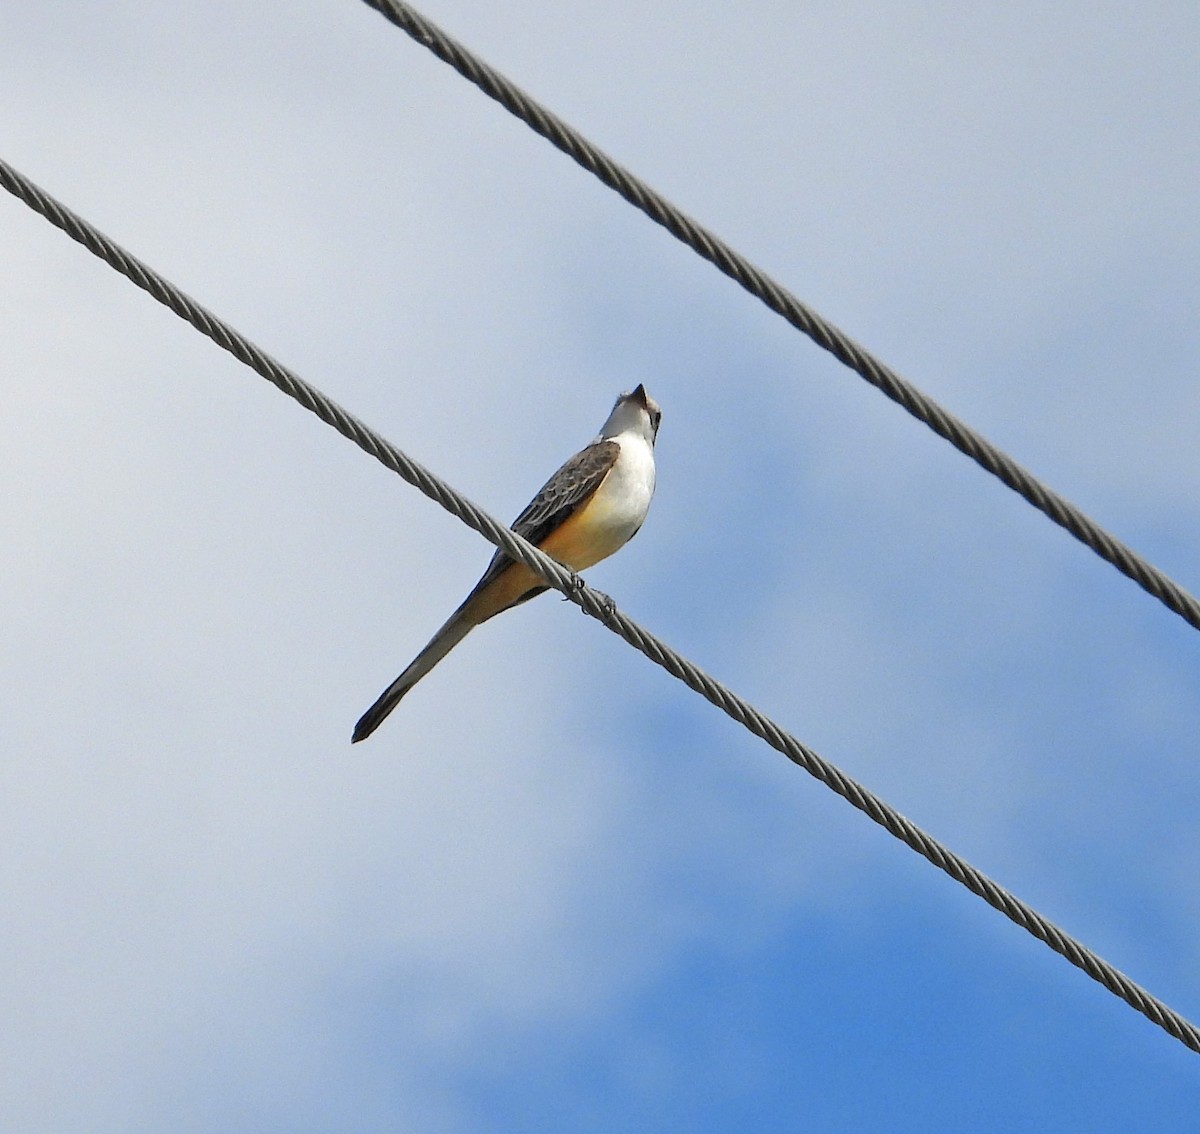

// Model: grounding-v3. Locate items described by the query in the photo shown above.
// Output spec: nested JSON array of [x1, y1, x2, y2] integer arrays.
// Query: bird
[[352, 384, 661, 742]]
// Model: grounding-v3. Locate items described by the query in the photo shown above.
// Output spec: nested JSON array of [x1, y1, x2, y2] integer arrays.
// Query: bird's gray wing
[[470, 438, 620, 596]]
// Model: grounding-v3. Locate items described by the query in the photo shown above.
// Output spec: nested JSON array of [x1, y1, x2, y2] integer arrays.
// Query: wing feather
[[470, 439, 620, 595]]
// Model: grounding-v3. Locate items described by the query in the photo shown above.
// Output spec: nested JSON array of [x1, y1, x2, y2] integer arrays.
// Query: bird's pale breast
[[539, 435, 655, 571]]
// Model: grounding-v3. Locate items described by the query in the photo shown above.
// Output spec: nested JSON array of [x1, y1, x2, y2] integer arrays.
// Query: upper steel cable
[[1, 155, 1196, 1055], [357, 0, 1200, 636]]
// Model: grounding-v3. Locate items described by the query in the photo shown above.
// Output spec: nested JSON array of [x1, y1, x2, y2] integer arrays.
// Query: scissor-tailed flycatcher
[[352, 384, 661, 742]]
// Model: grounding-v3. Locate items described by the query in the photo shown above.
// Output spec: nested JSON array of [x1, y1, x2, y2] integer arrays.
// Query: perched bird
[[352, 385, 661, 742]]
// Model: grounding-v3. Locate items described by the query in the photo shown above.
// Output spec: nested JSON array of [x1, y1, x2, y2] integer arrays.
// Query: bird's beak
[[629, 383, 648, 405]]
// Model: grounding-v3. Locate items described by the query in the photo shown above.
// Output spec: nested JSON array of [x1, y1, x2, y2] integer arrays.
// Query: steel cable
[[358, 0, 1200, 636], [2, 155, 1196, 1054]]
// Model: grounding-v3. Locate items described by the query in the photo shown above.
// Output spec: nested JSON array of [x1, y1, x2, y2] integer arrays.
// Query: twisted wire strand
[[2, 155, 1196, 1054], [359, 0, 1200, 636]]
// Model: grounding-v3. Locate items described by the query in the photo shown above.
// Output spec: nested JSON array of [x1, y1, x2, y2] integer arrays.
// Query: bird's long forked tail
[[351, 610, 476, 742]]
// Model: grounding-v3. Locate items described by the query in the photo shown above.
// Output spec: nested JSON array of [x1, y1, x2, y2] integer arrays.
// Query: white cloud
[[2, 2, 1198, 1128]]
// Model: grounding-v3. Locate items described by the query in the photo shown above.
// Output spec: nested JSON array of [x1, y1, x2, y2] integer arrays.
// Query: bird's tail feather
[[351, 610, 475, 742]]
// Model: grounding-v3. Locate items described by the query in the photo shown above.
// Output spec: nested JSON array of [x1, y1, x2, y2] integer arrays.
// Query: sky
[[2, 1, 1199, 1129]]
